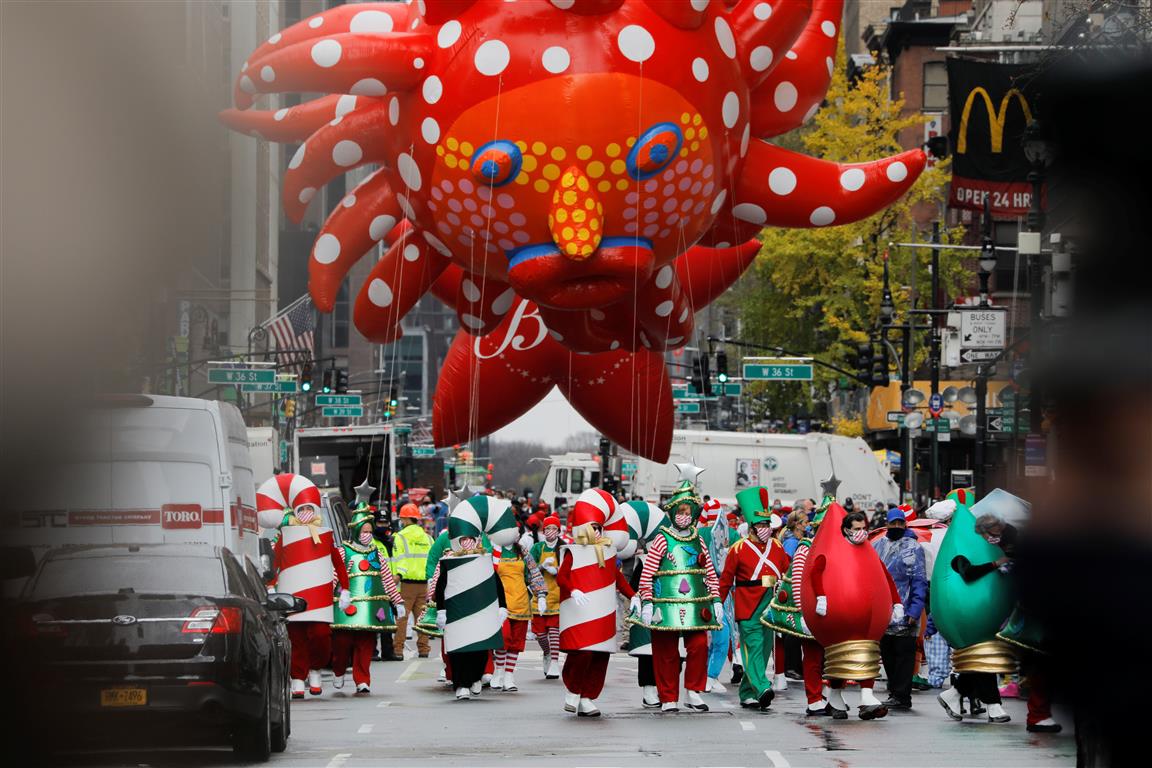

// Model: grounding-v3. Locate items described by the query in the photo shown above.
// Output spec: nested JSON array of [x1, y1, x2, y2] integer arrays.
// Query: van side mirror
[[266, 592, 307, 614], [0, 547, 36, 580]]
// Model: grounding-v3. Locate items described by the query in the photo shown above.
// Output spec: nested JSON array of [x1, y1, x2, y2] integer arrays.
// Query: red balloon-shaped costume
[[221, 0, 925, 461]]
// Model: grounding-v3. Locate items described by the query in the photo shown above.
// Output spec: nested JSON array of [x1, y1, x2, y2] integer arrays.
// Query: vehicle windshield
[[28, 555, 227, 600]]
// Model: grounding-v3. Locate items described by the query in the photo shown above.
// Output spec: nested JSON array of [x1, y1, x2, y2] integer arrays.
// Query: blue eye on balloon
[[470, 140, 522, 187], [626, 122, 683, 180]]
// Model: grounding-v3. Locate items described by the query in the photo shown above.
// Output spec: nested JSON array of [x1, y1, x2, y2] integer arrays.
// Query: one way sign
[[961, 348, 999, 363]]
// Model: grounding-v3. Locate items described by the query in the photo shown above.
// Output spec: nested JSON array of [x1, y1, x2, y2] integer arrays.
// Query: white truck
[[246, 426, 279, 488], [629, 430, 899, 509], [531, 452, 603, 520]]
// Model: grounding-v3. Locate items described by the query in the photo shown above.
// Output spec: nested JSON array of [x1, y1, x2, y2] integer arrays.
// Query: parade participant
[[718, 487, 790, 710], [390, 503, 435, 660], [803, 507, 902, 721], [764, 489, 832, 716], [931, 490, 1016, 724], [433, 494, 519, 700], [331, 509, 407, 694], [530, 515, 564, 679], [638, 472, 722, 713], [492, 540, 547, 692], [871, 506, 928, 711], [257, 474, 351, 699], [699, 500, 737, 695], [558, 489, 636, 717], [622, 500, 670, 708]]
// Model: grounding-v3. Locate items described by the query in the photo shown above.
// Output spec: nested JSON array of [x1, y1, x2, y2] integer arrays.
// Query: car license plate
[[100, 688, 147, 707]]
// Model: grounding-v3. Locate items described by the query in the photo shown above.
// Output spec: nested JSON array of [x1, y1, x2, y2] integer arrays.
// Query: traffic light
[[321, 368, 334, 394], [715, 350, 729, 383], [699, 353, 712, 394], [870, 341, 890, 387], [300, 362, 313, 393], [690, 359, 705, 394], [389, 387, 399, 409], [855, 342, 872, 385], [335, 368, 349, 394], [283, 398, 296, 419]]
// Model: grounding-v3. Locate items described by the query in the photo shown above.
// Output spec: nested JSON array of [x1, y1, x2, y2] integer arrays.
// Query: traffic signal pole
[[929, 222, 941, 500]]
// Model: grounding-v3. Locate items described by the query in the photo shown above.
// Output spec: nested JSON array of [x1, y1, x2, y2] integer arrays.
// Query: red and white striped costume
[[636, 534, 720, 602]]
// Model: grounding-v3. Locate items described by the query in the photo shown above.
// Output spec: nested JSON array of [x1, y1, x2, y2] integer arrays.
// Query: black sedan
[[16, 543, 304, 761]]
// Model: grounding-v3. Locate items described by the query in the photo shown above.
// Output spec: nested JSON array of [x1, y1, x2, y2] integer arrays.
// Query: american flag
[[265, 295, 315, 371]]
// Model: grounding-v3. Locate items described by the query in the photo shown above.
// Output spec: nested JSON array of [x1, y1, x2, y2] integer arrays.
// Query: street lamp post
[[1021, 120, 1052, 435]]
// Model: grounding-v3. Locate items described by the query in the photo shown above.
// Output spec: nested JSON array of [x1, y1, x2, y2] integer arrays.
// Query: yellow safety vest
[[390, 524, 433, 581]]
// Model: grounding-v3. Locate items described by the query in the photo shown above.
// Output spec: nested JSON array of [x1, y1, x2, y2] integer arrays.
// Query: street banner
[[947, 59, 1044, 215], [735, 458, 759, 490]]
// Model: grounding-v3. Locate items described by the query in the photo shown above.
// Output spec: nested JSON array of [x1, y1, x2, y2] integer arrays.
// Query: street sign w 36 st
[[322, 406, 363, 418], [316, 394, 362, 406], [743, 361, 814, 381], [208, 368, 275, 384]]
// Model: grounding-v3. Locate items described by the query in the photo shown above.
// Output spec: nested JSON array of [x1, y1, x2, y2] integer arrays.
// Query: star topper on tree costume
[[637, 463, 723, 713], [256, 474, 351, 699], [222, 0, 925, 463]]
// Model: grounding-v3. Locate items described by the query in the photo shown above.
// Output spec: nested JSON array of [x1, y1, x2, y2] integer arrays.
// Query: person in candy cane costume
[[256, 474, 350, 699], [558, 489, 636, 717], [433, 494, 519, 700]]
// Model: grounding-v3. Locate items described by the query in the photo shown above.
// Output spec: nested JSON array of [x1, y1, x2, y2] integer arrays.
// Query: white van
[[532, 453, 603, 522], [8, 394, 259, 565]]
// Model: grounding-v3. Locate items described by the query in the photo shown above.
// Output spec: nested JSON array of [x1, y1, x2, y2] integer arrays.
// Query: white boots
[[986, 702, 1011, 723], [332, 673, 345, 690], [564, 691, 581, 712], [490, 669, 506, 691], [307, 669, 323, 695], [545, 660, 561, 679], [291, 679, 306, 699], [470, 680, 483, 695], [355, 683, 370, 694], [684, 690, 709, 712], [503, 673, 518, 692], [661, 701, 680, 713], [774, 673, 789, 691], [455, 687, 471, 700], [577, 698, 601, 717], [642, 686, 660, 708], [938, 687, 963, 720], [706, 677, 727, 693]]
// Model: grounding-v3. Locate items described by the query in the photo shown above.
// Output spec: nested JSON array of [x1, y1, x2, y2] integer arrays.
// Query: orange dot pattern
[[548, 166, 603, 260]]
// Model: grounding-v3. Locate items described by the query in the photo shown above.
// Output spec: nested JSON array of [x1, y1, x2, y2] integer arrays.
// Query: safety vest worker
[[390, 503, 435, 658]]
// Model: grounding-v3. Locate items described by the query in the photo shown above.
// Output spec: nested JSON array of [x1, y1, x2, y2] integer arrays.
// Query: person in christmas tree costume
[[637, 464, 722, 713], [932, 489, 1017, 724], [763, 483, 835, 716], [331, 509, 406, 694], [623, 499, 670, 708], [557, 489, 636, 717], [530, 515, 564, 679], [718, 487, 791, 710], [433, 494, 518, 700], [492, 539, 547, 692], [256, 474, 351, 699]]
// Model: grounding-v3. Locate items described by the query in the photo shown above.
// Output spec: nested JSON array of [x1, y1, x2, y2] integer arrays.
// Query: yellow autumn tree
[[729, 47, 967, 423]]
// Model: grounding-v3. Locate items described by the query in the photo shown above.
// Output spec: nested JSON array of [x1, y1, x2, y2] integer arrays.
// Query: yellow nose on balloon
[[548, 166, 603, 261]]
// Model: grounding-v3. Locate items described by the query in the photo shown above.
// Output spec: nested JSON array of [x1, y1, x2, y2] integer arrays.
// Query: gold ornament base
[[952, 640, 1017, 674], [823, 640, 881, 681]]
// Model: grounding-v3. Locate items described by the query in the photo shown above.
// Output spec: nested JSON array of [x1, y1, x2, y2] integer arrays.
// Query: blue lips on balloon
[[505, 236, 654, 271]]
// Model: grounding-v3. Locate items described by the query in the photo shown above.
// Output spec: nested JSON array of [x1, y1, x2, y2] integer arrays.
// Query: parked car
[[18, 543, 303, 761]]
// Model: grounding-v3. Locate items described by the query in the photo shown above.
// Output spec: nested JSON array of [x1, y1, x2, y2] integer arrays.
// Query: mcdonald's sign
[[947, 60, 1044, 216]]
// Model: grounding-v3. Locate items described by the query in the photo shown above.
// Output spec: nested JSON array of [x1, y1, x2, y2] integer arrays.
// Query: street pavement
[[55, 644, 1075, 768]]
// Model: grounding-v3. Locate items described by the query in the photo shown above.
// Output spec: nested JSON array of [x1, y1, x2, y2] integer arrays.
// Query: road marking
[[765, 749, 792, 768], [396, 659, 423, 683], [376, 700, 392, 708], [739, 720, 756, 731], [357, 723, 374, 734], [326, 754, 352, 768]]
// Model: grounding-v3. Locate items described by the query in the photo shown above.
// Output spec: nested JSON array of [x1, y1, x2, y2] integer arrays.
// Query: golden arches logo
[[956, 87, 1033, 154]]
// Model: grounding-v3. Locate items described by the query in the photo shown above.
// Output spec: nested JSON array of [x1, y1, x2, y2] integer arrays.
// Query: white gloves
[[436, 609, 447, 630], [629, 595, 642, 614], [338, 589, 352, 611], [815, 595, 828, 616], [498, 607, 508, 623], [395, 603, 407, 621], [537, 595, 548, 615], [543, 564, 558, 576], [641, 602, 654, 625], [712, 602, 725, 627], [891, 603, 905, 624], [571, 589, 589, 607]]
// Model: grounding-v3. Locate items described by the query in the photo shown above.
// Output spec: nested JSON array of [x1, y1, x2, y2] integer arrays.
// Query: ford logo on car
[[111, 615, 137, 626]]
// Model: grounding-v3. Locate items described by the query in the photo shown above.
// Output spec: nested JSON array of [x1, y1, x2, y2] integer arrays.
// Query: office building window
[[923, 61, 948, 111], [330, 281, 349, 349]]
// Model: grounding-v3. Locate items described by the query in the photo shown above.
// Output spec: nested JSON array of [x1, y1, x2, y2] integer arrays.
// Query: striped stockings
[[536, 627, 560, 663], [494, 649, 519, 674]]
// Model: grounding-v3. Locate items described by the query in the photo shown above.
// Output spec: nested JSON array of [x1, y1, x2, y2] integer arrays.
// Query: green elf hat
[[735, 486, 782, 528], [661, 480, 704, 519], [348, 508, 375, 532]]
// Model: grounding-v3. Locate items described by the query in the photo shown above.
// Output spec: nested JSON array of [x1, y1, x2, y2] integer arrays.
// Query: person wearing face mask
[[637, 480, 722, 713], [530, 515, 564, 679], [804, 508, 902, 721], [871, 507, 928, 711], [331, 509, 407, 694], [717, 487, 791, 710]]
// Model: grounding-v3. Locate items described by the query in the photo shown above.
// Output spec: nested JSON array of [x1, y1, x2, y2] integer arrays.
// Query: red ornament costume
[[801, 502, 901, 720], [257, 474, 351, 698], [557, 489, 634, 717]]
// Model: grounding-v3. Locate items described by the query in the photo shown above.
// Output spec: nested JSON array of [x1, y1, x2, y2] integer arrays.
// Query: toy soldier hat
[[660, 480, 703, 516], [736, 486, 783, 527]]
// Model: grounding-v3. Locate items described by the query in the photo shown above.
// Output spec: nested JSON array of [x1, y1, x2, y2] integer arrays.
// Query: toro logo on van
[[162, 504, 203, 530]]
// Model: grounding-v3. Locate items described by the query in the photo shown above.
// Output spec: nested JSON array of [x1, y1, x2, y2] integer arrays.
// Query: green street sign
[[394, 424, 412, 435], [622, 462, 637, 473], [242, 374, 299, 393], [671, 386, 688, 398], [925, 417, 951, 432], [723, 382, 743, 396], [743, 362, 814, 381], [676, 401, 701, 414], [322, 406, 364, 418], [316, 394, 362, 406], [411, 446, 437, 457], [209, 367, 276, 384]]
